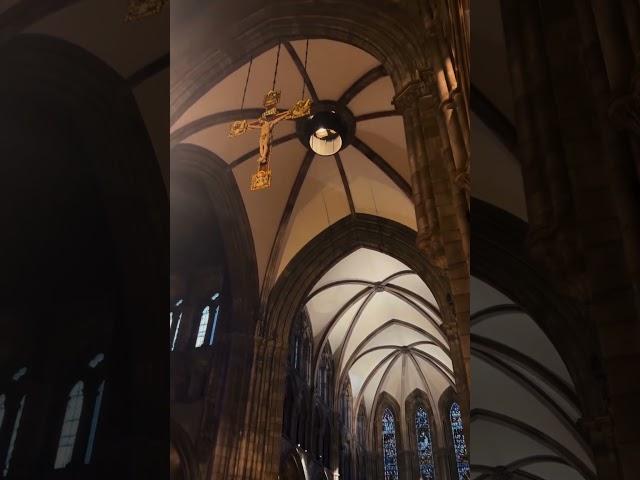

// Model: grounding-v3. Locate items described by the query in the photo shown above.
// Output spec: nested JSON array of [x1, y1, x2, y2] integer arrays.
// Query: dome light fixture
[[308, 111, 344, 156], [297, 101, 356, 156]]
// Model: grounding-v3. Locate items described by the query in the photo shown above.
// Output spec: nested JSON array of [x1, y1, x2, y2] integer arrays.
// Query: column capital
[[392, 78, 438, 113]]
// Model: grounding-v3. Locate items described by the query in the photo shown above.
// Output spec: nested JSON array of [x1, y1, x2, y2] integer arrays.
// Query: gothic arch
[[405, 388, 440, 479], [170, 0, 440, 125], [265, 214, 451, 345], [170, 143, 260, 337], [471, 198, 606, 420], [372, 392, 404, 480]]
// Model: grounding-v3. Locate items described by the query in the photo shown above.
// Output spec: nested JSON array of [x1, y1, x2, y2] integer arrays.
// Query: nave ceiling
[[171, 39, 416, 294]]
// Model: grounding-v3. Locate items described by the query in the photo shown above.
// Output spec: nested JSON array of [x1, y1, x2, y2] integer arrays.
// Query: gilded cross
[[229, 90, 312, 190]]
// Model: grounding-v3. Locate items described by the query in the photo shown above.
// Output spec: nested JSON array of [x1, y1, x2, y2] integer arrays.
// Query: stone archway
[[170, 3, 472, 408], [228, 214, 463, 480]]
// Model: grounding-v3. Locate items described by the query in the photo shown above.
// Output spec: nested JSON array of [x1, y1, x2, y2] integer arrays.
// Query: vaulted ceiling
[[305, 248, 453, 423], [470, 277, 596, 480], [170, 39, 415, 293]]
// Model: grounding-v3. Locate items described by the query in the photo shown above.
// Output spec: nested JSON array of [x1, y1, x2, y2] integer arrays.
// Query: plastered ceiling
[[305, 248, 453, 424], [171, 39, 416, 293]]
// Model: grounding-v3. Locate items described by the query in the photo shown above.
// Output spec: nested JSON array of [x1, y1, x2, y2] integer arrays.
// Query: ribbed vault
[[170, 39, 414, 296], [470, 276, 596, 480], [304, 248, 454, 425]]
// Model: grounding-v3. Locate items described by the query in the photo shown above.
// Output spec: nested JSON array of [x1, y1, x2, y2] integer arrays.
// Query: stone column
[[434, 446, 453, 480], [393, 75, 470, 400], [207, 335, 287, 480]]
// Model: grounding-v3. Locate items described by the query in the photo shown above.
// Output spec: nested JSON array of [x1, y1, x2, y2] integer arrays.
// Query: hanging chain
[[301, 39, 309, 99], [272, 41, 281, 91], [240, 57, 253, 112]]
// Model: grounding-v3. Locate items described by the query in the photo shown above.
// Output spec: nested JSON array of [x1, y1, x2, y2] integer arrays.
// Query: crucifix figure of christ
[[228, 89, 312, 190]]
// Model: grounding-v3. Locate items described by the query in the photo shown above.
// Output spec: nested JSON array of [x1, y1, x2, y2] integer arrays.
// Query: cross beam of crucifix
[[228, 90, 312, 190]]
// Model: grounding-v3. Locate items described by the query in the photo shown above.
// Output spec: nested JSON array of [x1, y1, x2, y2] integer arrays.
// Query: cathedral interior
[[0, 0, 638, 480]]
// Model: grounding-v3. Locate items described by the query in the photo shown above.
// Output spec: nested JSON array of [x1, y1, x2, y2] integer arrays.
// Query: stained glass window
[[415, 406, 434, 479], [3, 395, 25, 477], [54, 382, 84, 469], [450, 402, 470, 480], [382, 408, 399, 480]]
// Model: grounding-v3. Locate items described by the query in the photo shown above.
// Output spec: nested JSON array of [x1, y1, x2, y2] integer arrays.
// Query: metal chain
[[272, 42, 281, 91], [240, 57, 253, 111], [301, 39, 309, 99]]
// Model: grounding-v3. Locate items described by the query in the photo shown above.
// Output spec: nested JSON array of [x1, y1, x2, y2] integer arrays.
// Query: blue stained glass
[[450, 402, 470, 480], [415, 406, 434, 479], [382, 408, 399, 480]]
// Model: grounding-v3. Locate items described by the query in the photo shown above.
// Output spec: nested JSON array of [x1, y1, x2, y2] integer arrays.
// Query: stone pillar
[[393, 75, 470, 404], [208, 335, 287, 480], [434, 446, 452, 480], [442, 321, 469, 428]]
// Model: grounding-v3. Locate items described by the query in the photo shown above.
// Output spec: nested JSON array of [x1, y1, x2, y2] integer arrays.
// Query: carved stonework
[[392, 80, 434, 112], [125, 0, 168, 22], [417, 229, 447, 270]]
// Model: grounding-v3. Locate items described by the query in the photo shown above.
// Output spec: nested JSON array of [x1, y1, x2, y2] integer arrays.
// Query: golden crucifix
[[229, 90, 312, 190]]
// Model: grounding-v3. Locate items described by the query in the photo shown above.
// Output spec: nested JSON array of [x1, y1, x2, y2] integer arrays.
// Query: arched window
[[289, 313, 312, 383], [195, 293, 221, 348], [54, 381, 84, 469], [415, 405, 434, 479], [3, 395, 26, 477], [170, 298, 183, 351], [341, 381, 352, 429], [357, 407, 366, 446], [315, 345, 333, 405], [382, 408, 399, 480], [450, 402, 470, 480]]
